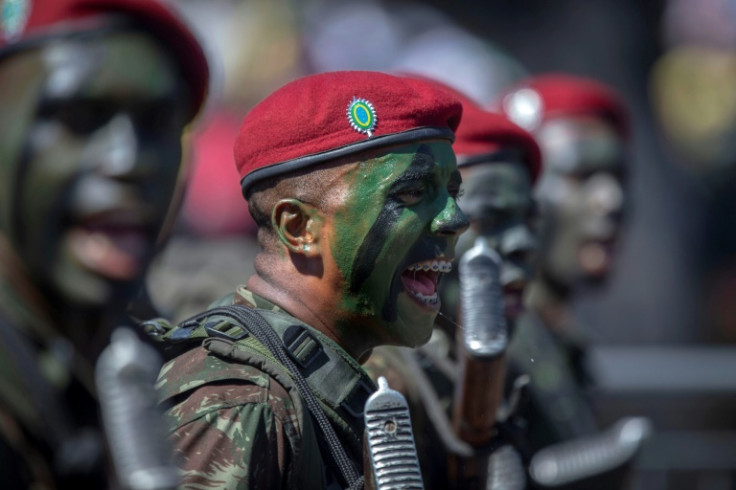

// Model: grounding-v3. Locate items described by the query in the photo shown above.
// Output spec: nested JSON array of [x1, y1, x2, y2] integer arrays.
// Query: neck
[[247, 270, 372, 362], [0, 236, 125, 363], [54, 300, 125, 363]]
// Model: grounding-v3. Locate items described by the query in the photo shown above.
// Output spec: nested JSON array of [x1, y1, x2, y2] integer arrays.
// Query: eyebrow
[[449, 170, 462, 185], [388, 145, 437, 188]]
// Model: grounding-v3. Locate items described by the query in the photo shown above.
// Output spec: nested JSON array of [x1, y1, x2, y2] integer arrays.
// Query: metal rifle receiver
[[364, 376, 424, 489], [459, 237, 507, 359], [529, 416, 653, 488]]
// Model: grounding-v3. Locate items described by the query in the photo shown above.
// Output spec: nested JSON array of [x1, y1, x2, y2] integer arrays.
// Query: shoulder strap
[[178, 305, 364, 490]]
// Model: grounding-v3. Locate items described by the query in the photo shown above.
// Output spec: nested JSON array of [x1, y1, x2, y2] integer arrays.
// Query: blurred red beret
[[402, 73, 541, 184], [235, 70, 463, 197], [499, 73, 629, 139], [0, 0, 209, 120]]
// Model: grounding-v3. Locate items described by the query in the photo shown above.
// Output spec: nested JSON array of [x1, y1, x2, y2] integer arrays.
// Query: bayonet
[[450, 237, 512, 488]]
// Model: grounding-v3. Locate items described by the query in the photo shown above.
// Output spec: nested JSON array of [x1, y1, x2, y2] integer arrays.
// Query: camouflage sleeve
[[166, 382, 295, 490]]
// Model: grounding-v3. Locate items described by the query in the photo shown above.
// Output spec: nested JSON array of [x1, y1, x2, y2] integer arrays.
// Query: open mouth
[[400, 258, 453, 308], [66, 210, 153, 281], [579, 239, 616, 277]]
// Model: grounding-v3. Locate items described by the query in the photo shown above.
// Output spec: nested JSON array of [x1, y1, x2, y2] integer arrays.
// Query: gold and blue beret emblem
[[347, 97, 377, 137]]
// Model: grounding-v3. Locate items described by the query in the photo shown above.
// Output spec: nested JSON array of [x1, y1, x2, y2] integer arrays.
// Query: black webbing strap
[[179, 305, 362, 489]]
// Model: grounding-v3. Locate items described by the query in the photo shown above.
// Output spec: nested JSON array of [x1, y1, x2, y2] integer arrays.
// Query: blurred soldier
[[151, 71, 468, 489], [364, 81, 541, 489], [0, 0, 208, 487], [498, 74, 629, 453]]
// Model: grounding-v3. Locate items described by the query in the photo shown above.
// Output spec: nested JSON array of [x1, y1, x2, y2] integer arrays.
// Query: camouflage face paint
[[534, 116, 626, 287], [4, 30, 191, 305], [330, 141, 468, 347], [454, 161, 537, 323]]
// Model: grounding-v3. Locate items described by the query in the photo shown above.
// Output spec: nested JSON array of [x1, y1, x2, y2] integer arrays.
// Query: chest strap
[[175, 305, 366, 490]]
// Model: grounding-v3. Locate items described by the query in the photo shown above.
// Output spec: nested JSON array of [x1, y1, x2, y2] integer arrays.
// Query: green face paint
[[534, 116, 626, 287], [329, 141, 469, 347], [454, 161, 537, 322], [1, 30, 192, 306]]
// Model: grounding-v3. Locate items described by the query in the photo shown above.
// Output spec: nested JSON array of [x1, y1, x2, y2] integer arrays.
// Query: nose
[[431, 196, 470, 236], [89, 114, 143, 179], [499, 223, 537, 286], [585, 173, 624, 217]]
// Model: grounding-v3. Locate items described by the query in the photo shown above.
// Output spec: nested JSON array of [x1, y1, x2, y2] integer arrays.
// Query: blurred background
[[147, 1, 736, 488]]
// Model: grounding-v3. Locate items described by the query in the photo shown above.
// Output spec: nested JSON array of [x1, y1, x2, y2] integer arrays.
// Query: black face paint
[[349, 144, 436, 294]]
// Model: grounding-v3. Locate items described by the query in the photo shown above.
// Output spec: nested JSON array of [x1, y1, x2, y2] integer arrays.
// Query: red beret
[[402, 73, 541, 184], [0, 0, 209, 120], [235, 70, 463, 197], [498, 73, 629, 139]]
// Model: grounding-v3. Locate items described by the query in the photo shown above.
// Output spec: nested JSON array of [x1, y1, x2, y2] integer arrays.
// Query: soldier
[[151, 71, 469, 489], [498, 74, 629, 454], [0, 0, 208, 487], [363, 80, 541, 489]]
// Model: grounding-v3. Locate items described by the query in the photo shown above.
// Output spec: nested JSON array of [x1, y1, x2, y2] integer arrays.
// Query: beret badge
[[503, 88, 543, 132], [1, 0, 30, 42], [347, 97, 377, 137]]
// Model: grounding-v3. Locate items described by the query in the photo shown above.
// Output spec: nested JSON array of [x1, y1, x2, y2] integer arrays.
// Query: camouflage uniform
[[0, 252, 107, 489], [506, 312, 597, 452], [154, 286, 376, 489]]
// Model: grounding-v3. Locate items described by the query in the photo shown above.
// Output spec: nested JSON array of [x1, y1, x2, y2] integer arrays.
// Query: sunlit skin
[[452, 161, 537, 324], [0, 29, 192, 354], [0, 31, 190, 307], [534, 115, 626, 289], [247, 141, 469, 361]]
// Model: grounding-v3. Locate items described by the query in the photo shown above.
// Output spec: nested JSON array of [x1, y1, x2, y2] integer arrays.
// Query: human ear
[[271, 198, 322, 257]]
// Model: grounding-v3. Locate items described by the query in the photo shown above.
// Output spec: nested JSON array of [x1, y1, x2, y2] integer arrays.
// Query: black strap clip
[[340, 379, 374, 419], [283, 325, 325, 369], [204, 318, 249, 341]]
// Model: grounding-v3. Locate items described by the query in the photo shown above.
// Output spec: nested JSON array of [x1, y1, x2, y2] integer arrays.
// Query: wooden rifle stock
[[449, 238, 509, 489], [453, 351, 507, 445]]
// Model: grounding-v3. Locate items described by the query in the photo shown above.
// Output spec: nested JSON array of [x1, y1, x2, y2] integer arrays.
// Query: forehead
[[460, 160, 531, 188], [537, 115, 625, 174], [349, 140, 458, 183], [459, 161, 532, 210], [36, 30, 180, 102]]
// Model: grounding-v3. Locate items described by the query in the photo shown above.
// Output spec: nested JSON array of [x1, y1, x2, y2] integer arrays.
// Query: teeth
[[407, 259, 453, 272], [408, 290, 439, 304]]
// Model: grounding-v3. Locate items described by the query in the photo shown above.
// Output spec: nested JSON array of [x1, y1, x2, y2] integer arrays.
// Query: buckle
[[340, 379, 374, 419], [204, 318, 248, 341], [283, 325, 325, 369]]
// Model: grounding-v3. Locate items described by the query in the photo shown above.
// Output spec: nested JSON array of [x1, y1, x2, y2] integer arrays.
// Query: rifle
[[529, 416, 652, 489], [95, 327, 180, 490], [450, 237, 510, 488], [363, 376, 424, 490]]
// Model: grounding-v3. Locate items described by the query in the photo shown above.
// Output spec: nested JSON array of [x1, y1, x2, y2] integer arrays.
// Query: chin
[[51, 261, 138, 309], [391, 293, 437, 347]]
